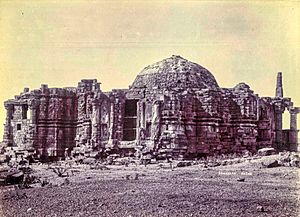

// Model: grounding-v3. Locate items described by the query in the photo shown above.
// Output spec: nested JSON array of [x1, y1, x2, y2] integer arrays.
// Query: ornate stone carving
[[1, 56, 298, 160]]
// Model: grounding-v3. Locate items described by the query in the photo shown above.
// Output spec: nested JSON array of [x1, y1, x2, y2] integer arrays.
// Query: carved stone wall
[[75, 80, 110, 153], [1, 56, 299, 160]]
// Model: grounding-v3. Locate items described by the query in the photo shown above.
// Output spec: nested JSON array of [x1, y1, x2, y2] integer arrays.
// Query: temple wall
[[2, 80, 297, 160], [35, 87, 78, 159], [75, 80, 110, 152], [1, 58, 298, 160]]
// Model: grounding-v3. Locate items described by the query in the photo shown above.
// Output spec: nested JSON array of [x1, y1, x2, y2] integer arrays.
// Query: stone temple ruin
[[1, 56, 299, 161]]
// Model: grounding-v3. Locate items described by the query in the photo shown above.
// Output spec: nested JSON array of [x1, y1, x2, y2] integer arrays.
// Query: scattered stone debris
[[290, 159, 300, 167], [134, 173, 139, 180], [0, 168, 24, 186], [90, 162, 109, 170], [256, 205, 265, 212], [237, 178, 245, 182], [176, 161, 192, 167], [258, 148, 277, 156], [62, 178, 70, 186], [0, 152, 299, 217], [82, 158, 96, 165], [39, 178, 50, 187], [263, 160, 280, 168]]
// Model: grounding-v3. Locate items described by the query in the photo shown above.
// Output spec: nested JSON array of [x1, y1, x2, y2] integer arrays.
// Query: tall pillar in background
[[274, 72, 285, 150], [289, 107, 299, 151], [275, 72, 283, 98]]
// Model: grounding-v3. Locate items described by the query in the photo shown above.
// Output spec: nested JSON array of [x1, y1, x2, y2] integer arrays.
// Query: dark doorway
[[123, 99, 138, 141]]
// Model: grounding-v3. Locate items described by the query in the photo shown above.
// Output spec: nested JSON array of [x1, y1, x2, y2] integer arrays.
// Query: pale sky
[[0, 0, 299, 136]]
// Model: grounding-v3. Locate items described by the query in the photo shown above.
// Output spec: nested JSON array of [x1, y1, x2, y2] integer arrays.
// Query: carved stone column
[[290, 107, 299, 131], [274, 101, 285, 150], [289, 107, 300, 151], [29, 101, 37, 124], [108, 97, 116, 147], [136, 100, 145, 142], [151, 100, 161, 143], [91, 101, 100, 147], [27, 101, 38, 148]]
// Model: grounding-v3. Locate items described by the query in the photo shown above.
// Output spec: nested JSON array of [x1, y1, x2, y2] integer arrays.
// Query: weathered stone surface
[[131, 55, 219, 90], [257, 148, 276, 156], [1, 56, 299, 161], [264, 160, 280, 168]]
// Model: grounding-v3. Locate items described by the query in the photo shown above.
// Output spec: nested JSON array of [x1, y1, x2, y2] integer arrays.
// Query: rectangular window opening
[[22, 105, 28, 119]]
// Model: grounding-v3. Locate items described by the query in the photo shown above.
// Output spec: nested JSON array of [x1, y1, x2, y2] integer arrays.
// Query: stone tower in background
[[275, 72, 283, 98]]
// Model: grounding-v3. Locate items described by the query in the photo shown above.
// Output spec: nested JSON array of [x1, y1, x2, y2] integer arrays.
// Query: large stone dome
[[131, 55, 219, 90]]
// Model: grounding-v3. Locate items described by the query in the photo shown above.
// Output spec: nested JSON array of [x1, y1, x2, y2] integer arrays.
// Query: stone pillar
[[3, 104, 14, 146], [136, 100, 145, 141], [91, 101, 100, 147], [117, 98, 126, 142], [151, 100, 161, 143], [108, 99, 116, 147], [29, 102, 37, 124], [275, 72, 283, 98], [136, 100, 141, 141], [289, 107, 299, 151], [27, 102, 38, 148], [141, 101, 146, 129], [274, 102, 285, 150], [290, 108, 299, 131]]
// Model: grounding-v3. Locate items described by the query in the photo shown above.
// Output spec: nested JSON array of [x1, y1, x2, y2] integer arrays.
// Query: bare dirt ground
[[0, 155, 299, 217]]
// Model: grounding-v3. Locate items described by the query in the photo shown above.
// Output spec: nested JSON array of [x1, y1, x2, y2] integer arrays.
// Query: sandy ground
[[0, 156, 299, 217]]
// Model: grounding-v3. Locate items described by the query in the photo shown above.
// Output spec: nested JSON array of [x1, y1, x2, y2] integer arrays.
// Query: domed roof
[[131, 55, 219, 90]]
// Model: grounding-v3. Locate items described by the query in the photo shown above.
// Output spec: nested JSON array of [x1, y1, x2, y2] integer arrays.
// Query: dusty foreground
[[1, 156, 300, 217]]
